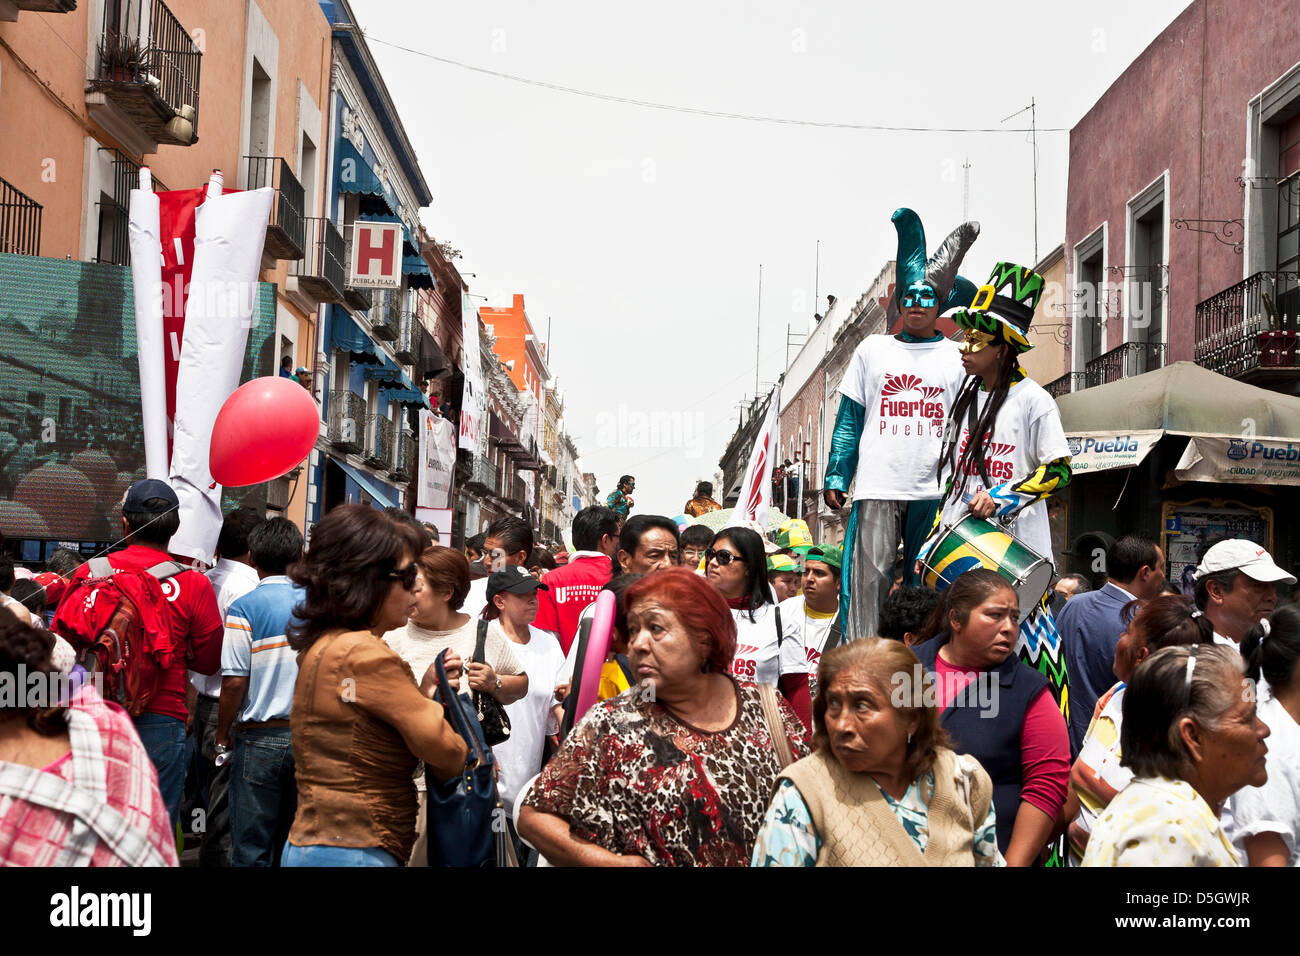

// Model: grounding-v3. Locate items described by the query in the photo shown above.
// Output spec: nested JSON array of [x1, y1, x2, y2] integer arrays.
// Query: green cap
[[804, 544, 843, 571]]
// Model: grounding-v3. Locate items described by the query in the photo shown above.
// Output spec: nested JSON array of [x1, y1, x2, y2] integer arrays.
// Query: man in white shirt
[[825, 208, 979, 641], [1193, 539, 1296, 651], [778, 545, 842, 698], [462, 516, 534, 620], [192, 507, 262, 867]]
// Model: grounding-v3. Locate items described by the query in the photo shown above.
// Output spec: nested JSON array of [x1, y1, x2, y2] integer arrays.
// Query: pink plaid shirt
[[0, 682, 178, 866]]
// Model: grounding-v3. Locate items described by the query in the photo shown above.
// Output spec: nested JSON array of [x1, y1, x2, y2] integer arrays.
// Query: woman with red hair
[[519, 567, 810, 866]]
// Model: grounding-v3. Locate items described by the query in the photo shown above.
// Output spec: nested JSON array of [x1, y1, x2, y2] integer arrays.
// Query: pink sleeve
[[1019, 686, 1071, 820]]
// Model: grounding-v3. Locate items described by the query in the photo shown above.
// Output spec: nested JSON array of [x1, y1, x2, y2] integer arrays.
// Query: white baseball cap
[[1193, 539, 1296, 585]]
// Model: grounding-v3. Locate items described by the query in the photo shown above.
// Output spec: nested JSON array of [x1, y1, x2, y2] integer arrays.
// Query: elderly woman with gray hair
[[1082, 643, 1270, 866], [751, 638, 1002, 866]]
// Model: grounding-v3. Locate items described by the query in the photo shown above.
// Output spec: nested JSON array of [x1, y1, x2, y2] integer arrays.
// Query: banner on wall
[[419, 409, 457, 509], [459, 293, 486, 453], [1174, 435, 1300, 487]]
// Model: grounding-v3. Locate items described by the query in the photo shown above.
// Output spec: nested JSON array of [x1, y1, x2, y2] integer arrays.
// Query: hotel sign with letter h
[[349, 221, 403, 289]]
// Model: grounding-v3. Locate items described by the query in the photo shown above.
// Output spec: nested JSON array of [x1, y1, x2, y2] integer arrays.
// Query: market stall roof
[[1057, 362, 1300, 437]]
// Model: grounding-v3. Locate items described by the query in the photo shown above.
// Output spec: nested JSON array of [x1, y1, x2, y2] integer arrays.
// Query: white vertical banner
[[418, 409, 456, 508], [459, 294, 485, 453], [727, 385, 781, 531], [169, 175, 274, 565], [127, 168, 168, 479]]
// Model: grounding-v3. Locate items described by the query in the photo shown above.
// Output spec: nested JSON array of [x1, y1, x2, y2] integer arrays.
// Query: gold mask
[[960, 329, 997, 355]]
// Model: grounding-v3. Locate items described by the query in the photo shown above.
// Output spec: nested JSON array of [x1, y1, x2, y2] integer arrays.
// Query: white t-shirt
[[461, 576, 489, 620], [778, 594, 840, 670], [494, 626, 567, 814], [1226, 694, 1300, 866], [729, 602, 809, 685], [837, 334, 967, 501], [935, 376, 1070, 564], [192, 558, 259, 697]]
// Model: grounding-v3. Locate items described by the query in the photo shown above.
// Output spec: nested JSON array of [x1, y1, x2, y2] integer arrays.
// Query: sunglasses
[[384, 562, 419, 591], [704, 548, 744, 567]]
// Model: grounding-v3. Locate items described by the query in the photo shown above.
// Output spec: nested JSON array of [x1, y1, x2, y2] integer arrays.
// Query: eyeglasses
[[704, 548, 744, 567], [384, 563, 419, 591]]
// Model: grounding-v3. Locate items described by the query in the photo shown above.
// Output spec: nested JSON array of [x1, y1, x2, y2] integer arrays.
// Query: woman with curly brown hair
[[281, 505, 467, 867], [0, 608, 177, 865], [752, 638, 1001, 866]]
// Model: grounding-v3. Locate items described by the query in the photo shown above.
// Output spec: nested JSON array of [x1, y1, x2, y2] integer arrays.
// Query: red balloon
[[209, 376, 320, 487]]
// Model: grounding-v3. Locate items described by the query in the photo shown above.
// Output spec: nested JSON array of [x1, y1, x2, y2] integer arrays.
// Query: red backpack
[[51, 557, 186, 716]]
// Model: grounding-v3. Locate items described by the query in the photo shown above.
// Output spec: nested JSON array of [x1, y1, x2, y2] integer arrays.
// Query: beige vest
[[778, 747, 992, 867]]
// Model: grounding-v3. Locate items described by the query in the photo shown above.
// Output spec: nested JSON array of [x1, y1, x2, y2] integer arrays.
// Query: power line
[[366, 35, 1069, 134]]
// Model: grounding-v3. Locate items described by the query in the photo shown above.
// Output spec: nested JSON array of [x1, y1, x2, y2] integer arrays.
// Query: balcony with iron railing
[[0, 176, 42, 256], [1043, 372, 1089, 399], [1083, 341, 1168, 389], [87, 0, 201, 150], [393, 311, 416, 363], [1195, 271, 1300, 384], [341, 228, 374, 312], [244, 156, 304, 261], [327, 389, 366, 453], [369, 290, 401, 342], [287, 217, 346, 307], [464, 456, 497, 495], [391, 427, 416, 482], [364, 415, 396, 469]]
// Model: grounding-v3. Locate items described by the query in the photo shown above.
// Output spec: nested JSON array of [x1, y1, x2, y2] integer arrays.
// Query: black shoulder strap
[[825, 614, 844, 653], [474, 618, 488, 664], [774, 604, 783, 648]]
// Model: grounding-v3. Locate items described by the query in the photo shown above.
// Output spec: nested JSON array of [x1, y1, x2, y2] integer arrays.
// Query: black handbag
[[426, 648, 518, 867], [473, 620, 512, 746]]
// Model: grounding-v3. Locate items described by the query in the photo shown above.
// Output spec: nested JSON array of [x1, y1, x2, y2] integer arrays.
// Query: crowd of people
[[0, 471, 1295, 868]]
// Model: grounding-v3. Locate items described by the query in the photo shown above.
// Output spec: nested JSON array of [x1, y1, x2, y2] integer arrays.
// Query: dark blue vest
[[914, 635, 1049, 854]]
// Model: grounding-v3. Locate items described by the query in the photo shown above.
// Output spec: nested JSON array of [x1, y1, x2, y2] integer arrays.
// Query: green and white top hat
[[944, 261, 1045, 353]]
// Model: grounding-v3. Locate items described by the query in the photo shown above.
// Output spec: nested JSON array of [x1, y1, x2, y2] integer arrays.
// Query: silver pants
[[846, 499, 909, 641]]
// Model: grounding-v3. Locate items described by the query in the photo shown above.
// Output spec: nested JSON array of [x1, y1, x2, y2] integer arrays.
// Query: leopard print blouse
[[524, 678, 810, 866]]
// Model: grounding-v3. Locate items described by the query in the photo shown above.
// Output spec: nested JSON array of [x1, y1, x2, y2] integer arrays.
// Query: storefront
[[1055, 362, 1300, 591]]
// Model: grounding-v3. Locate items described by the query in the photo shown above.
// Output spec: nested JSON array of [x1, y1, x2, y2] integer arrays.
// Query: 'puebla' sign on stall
[[1175, 436, 1300, 486], [1064, 430, 1163, 474]]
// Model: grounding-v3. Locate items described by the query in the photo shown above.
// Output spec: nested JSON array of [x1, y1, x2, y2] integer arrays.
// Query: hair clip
[[1190, 609, 1204, 619], [1184, 643, 1199, 690], [1260, 618, 1271, 644]]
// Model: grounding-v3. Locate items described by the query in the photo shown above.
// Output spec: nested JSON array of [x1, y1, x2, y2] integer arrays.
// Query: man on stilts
[[825, 208, 980, 640]]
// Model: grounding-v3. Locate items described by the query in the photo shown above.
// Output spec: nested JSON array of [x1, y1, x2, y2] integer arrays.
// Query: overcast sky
[[357, 0, 1193, 518]]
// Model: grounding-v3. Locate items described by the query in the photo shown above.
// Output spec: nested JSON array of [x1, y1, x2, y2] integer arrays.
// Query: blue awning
[[402, 253, 434, 289], [336, 138, 398, 215], [333, 456, 397, 509], [330, 309, 382, 364], [364, 362, 428, 407]]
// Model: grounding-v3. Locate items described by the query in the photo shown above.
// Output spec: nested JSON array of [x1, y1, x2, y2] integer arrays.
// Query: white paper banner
[[728, 385, 781, 530], [1064, 430, 1164, 474], [459, 293, 485, 454], [418, 409, 457, 509], [127, 174, 168, 480], [1175, 435, 1300, 486], [169, 180, 274, 565]]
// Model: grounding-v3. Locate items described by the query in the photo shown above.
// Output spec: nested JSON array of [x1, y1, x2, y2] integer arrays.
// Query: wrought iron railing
[[289, 217, 346, 302], [368, 290, 401, 341], [465, 456, 496, 493], [393, 311, 416, 363], [0, 176, 42, 256], [392, 427, 416, 481], [365, 415, 395, 468], [1083, 341, 1167, 388], [1195, 271, 1300, 378], [1043, 372, 1090, 398], [327, 389, 366, 453], [244, 155, 305, 259], [96, 0, 201, 128]]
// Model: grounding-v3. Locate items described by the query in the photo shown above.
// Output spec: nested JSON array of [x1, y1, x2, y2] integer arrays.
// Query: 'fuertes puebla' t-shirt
[[935, 377, 1070, 565], [837, 334, 967, 501]]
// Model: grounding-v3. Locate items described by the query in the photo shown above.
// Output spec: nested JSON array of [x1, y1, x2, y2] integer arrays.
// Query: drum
[[920, 515, 1053, 623]]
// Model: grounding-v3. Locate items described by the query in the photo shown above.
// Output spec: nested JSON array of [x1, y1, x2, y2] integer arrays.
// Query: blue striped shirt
[[221, 576, 303, 724]]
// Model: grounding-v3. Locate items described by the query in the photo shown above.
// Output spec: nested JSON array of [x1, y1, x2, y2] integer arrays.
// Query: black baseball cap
[[485, 565, 549, 601], [123, 478, 180, 514]]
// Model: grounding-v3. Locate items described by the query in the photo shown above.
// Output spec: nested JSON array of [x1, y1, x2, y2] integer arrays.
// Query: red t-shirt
[[65, 545, 224, 722], [533, 553, 612, 656]]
